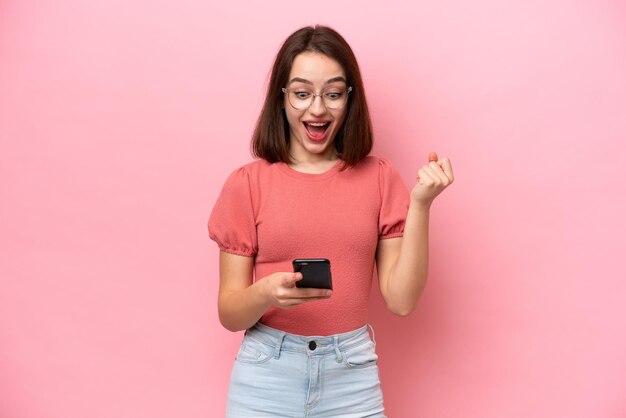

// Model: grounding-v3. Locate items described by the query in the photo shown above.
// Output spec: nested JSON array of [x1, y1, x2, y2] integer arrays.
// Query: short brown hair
[[251, 25, 373, 167]]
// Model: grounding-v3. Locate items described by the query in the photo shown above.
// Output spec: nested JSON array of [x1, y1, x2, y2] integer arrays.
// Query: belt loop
[[273, 331, 286, 359], [333, 335, 343, 363], [367, 323, 376, 346]]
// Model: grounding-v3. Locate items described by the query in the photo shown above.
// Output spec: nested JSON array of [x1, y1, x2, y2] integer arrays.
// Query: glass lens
[[287, 89, 313, 110], [285, 87, 351, 110], [321, 89, 349, 109]]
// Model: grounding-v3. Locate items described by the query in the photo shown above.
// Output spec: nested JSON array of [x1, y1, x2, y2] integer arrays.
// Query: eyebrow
[[287, 76, 348, 86]]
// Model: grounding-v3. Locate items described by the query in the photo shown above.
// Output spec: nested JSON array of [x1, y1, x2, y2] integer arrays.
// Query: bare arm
[[217, 251, 332, 332], [376, 153, 454, 316]]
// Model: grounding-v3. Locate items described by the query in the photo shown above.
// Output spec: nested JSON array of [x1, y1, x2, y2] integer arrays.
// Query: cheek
[[333, 109, 348, 129], [285, 108, 303, 130]]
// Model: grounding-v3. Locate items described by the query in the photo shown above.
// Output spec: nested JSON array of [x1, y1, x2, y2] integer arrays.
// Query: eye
[[294, 91, 312, 100], [324, 91, 344, 100]]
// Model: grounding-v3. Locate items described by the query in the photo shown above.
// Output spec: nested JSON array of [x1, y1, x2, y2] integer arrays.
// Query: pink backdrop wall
[[1, 1, 625, 417]]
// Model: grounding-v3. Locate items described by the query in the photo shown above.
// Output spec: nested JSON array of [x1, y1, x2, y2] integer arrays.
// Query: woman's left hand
[[411, 152, 454, 207]]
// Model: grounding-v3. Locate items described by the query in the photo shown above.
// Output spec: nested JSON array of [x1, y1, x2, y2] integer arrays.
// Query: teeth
[[306, 122, 329, 127]]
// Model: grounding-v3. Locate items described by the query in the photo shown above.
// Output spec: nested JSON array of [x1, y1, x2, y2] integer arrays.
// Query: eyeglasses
[[282, 86, 353, 110]]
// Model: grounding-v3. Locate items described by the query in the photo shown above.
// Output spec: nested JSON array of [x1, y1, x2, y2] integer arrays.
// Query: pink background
[[1, 1, 625, 417]]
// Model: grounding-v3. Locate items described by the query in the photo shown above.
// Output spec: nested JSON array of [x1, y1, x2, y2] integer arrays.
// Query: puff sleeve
[[378, 158, 410, 239], [208, 167, 258, 256]]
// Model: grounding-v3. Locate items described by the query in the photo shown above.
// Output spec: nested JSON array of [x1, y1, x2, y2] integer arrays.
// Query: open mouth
[[303, 122, 330, 141]]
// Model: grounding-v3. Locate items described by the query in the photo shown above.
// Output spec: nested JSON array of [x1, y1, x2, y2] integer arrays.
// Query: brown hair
[[251, 25, 373, 167]]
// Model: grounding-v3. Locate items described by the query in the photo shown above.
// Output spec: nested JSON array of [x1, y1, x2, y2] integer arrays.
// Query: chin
[[305, 139, 335, 155]]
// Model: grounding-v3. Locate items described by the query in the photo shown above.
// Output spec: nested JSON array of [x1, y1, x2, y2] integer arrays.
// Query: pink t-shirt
[[208, 156, 409, 335]]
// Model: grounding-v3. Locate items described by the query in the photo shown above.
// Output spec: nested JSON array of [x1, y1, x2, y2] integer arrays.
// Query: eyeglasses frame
[[281, 86, 353, 110]]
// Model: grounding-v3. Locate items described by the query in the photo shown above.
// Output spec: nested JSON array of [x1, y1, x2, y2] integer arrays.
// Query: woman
[[209, 25, 453, 417]]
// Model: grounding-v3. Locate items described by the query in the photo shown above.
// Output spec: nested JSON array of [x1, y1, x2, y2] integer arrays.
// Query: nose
[[308, 94, 327, 116]]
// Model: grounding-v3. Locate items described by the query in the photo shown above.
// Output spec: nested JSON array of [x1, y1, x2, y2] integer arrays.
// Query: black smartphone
[[292, 258, 332, 289]]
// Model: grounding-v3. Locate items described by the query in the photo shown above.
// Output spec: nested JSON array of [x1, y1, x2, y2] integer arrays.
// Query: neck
[[287, 152, 340, 174]]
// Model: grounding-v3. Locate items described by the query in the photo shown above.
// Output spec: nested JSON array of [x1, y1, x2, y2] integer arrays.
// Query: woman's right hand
[[217, 252, 332, 331], [261, 272, 332, 309]]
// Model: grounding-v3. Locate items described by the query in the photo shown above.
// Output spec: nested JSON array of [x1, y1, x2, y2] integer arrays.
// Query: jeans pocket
[[343, 340, 378, 369], [235, 338, 275, 364]]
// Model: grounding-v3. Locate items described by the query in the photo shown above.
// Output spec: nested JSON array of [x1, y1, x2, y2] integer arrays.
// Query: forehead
[[288, 51, 345, 85]]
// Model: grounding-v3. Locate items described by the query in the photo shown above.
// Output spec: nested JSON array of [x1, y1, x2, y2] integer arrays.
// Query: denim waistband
[[245, 322, 376, 362]]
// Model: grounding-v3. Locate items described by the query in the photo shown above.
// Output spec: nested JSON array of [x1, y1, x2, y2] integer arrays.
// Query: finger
[[281, 272, 302, 287], [421, 165, 443, 185], [277, 286, 331, 299], [428, 161, 449, 184], [275, 290, 332, 308], [439, 158, 454, 181], [277, 295, 331, 309], [428, 152, 438, 163], [295, 288, 333, 298], [417, 167, 434, 184]]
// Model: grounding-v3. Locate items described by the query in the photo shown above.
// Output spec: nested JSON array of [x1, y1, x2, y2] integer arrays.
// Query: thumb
[[283, 272, 303, 286], [428, 152, 438, 163]]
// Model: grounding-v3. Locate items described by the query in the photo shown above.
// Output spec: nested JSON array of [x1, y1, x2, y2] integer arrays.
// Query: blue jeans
[[226, 322, 386, 417]]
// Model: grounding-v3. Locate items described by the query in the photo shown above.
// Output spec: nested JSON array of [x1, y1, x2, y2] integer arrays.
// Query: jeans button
[[308, 341, 317, 350]]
